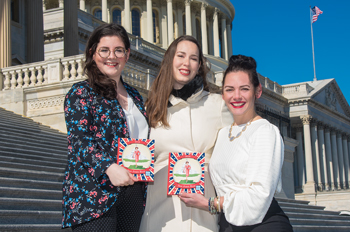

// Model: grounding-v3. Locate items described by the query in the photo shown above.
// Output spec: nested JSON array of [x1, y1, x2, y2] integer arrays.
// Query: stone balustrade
[[283, 83, 315, 97], [258, 74, 283, 95]]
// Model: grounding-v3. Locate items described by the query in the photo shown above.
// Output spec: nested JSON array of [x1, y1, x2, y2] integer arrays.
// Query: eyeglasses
[[97, 47, 127, 58]]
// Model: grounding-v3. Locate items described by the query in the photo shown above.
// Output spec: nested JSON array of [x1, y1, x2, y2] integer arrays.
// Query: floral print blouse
[[62, 80, 148, 228]]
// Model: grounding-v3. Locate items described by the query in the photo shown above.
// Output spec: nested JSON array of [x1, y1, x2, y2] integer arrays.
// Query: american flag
[[311, 6, 323, 23]]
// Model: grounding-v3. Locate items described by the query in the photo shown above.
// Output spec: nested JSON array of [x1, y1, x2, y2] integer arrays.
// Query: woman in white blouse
[[179, 55, 293, 231]]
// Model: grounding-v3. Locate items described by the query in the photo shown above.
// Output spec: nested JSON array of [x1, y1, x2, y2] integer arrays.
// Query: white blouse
[[209, 119, 284, 226], [122, 94, 148, 139]]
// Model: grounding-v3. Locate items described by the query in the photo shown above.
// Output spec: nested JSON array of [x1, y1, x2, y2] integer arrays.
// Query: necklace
[[228, 116, 256, 142]]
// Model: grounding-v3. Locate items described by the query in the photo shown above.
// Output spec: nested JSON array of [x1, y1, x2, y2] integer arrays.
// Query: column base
[[302, 182, 316, 194]]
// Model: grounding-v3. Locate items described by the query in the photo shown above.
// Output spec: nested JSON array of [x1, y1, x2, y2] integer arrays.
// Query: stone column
[[64, 0, 79, 57], [296, 126, 305, 191], [317, 124, 328, 190], [26, 0, 45, 63], [348, 138, 350, 187], [80, 0, 85, 11], [177, 4, 183, 37], [311, 121, 322, 190], [167, 0, 174, 44], [185, 0, 192, 35], [337, 132, 345, 189], [0, 0, 11, 68], [213, 8, 220, 57], [324, 126, 334, 190], [301, 115, 315, 193], [200, 3, 208, 54], [161, 4, 168, 48], [227, 23, 232, 58], [331, 130, 340, 189], [147, 0, 154, 43], [221, 17, 228, 60], [102, 0, 108, 22], [124, 0, 131, 33], [342, 135, 349, 188]]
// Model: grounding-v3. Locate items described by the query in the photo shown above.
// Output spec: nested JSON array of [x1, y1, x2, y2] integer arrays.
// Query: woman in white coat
[[139, 35, 232, 232]]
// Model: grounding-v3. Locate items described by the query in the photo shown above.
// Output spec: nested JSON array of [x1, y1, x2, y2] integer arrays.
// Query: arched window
[[94, 8, 102, 21], [132, 9, 140, 36], [112, 9, 121, 25]]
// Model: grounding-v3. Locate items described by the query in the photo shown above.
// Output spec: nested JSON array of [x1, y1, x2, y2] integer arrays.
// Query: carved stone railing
[[282, 83, 315, 98], [258, 74, 283, 95]]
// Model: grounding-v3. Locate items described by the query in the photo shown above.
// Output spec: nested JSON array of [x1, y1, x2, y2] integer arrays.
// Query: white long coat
[[140, 88, 233, 232]]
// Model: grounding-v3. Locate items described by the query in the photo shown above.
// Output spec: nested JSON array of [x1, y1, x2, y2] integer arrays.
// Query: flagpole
[[310, 6, 317, 81]]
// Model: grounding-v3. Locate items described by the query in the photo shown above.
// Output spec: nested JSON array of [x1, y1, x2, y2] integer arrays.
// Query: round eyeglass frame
[[97, 47, 127, 58]]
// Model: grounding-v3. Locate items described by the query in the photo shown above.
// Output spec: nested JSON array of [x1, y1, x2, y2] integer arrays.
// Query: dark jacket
[[62, 79, 148, 228]]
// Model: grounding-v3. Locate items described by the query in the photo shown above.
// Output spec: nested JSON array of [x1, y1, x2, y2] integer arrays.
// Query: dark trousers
[[218, 198, 293, 232], [71, 182, 144, 232]]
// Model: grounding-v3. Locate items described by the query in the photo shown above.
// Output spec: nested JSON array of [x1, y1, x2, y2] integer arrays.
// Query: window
[[196, 18, 201, 47], [132, 9, 140, 36], [113, 9, 121, 25], [11, 0, 19, 23], [94, 9, 102, 21], [153, 11, 156, 43], [183, 14, 186, 35]]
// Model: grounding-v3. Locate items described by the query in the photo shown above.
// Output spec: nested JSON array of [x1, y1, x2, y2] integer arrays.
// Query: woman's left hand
[[178, 193, 208, 211]]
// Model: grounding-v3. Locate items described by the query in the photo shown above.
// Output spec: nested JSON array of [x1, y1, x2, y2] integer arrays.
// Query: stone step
[[0, 120, 65, 136], [0, 167, 63, 182], [0, 210, 61, 225], [0, 146, 67, 160], [0, 137, 66, 152], [0, 187, 61, 200], [0, 149, 66, 163], [0, 177, 62, 190], [275, 197, 310, 205], [0, 224, 65, 232], [281, 205, 340, 216], [290, 218, 350, 226], [0, 197, 61, 211], [0, 155, 66, 170], [286, 211, 348, 221], [0, 160, 65, 173], [279, 201, 326, 210], [292, 225, 350, 232], [0, 123, 66, 140]]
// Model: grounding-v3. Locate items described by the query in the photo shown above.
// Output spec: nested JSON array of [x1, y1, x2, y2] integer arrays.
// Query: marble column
[[296, 126, 305, 190], [64, 0, 79, 57], [227, 23, 232, 58], [161, 4, 168, 48], [177, 4, 183, 37], [147, 0, 154, 43], [167, 0, 174, 44], [0, 0, 11, 68], [221, 17, 228, 60], [331, 130, 340, 189], [185, 0, 192, 35], [311, 121, 322, 190], [102, 0, 108, 22], [124, 0, 131, 33], [324, 127, 334, 190], [301, 115, 315, 193], [26, 0, 45, 63], [342, 135, 349, 188], [200, 3, 208, 54], [80, 0, 85, 11], [337, 132, 345, 189], [213, 8, 220, 57], [317, 124, 328, 190]]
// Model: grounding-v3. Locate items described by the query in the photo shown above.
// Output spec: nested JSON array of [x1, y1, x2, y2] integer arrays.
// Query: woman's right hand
[[106, 163, 138, 186]]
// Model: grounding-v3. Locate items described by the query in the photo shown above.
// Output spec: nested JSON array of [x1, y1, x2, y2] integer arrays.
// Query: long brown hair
[[145, 35, 209, 128], [84, 23, 130, 100]]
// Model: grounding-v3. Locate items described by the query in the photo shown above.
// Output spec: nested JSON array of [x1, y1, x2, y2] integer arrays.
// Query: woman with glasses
[[62, 23, 149, 231]]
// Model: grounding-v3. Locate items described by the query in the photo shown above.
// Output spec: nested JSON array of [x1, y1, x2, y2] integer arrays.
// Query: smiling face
[[222, 71, 262, 125], [172, 40, 200, 89], [93, 35, 130, 82]]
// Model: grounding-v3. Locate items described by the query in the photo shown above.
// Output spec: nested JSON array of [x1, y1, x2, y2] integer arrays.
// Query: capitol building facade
[[1, 0, 350, 212]]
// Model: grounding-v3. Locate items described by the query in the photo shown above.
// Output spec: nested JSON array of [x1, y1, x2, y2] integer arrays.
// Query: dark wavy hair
[[145, 35, 209, 128], [84, 23, 130, 100], [222, 55, 260, 90]]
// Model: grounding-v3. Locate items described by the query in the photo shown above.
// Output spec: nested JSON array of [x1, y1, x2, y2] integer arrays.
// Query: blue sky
[[229, 0, 350, 104]]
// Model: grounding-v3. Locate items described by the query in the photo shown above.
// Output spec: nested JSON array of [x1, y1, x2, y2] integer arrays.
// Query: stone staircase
[[276, 197, 350, 231], [1, 107, 350, 231], [0, 107, 67, 231]]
